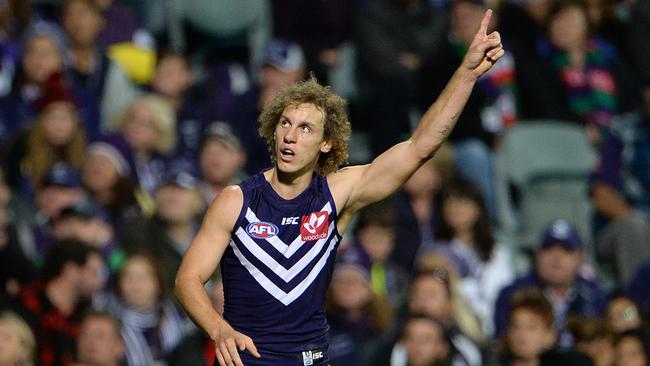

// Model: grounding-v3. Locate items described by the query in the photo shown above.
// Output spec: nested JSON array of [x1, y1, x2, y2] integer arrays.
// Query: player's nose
[[283, 127, 297, 143]]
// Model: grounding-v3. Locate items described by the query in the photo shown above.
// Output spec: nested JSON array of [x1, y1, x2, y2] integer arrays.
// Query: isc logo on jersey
[[300, 211, 329, 241], [246, 221, 279, 239]]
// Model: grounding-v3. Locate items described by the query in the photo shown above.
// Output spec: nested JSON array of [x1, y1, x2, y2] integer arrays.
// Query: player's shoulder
[[325, 164, 370, 211], [206, 185, 244, 220]]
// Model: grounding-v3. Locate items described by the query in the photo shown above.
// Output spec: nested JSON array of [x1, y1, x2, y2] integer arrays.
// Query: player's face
[[274, 103, 332, 175]]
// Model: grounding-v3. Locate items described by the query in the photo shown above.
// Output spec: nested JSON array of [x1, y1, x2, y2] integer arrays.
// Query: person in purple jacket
[[175, 10, 504, 366]]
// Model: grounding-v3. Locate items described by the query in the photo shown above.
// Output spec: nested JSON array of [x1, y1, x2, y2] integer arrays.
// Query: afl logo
[[246, 221, 279, 239]]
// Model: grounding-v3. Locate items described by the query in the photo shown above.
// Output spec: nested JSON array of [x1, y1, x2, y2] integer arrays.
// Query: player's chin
[[275, 160, 298, 174]]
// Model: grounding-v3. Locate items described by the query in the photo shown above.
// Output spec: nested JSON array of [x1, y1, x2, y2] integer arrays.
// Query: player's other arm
[[174, 186, 260, 366], [338, 10, 504, 214]]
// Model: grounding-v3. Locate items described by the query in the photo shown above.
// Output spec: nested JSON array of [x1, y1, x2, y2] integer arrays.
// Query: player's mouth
[[279, 148, 295, 162]]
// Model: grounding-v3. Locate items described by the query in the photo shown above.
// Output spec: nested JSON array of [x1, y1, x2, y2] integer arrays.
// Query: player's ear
[[320, 140, 332, 154]]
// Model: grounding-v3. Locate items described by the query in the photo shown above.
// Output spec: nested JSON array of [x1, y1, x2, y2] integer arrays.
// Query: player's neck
[[266, 167, 314, 200]]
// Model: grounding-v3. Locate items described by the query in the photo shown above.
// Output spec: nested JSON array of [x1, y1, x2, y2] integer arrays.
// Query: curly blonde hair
[[258, 78, 351, 175]]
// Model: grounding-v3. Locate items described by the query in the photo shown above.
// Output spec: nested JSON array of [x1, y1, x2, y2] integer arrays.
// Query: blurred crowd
[[0, 0, 649, 365]]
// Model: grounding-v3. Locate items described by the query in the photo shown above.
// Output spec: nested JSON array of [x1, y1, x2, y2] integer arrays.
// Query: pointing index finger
[[479, 9, 492, 35]]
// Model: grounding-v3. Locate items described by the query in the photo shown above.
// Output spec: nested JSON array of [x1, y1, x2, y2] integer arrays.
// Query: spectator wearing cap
[[494, 219, 608, 346], [0, 21, 100, 145], [271, 0, 357, 84], [258, 40, 306, 108], [207, 39, 304, 175], [198, 121, 246, 205], [82, 134, 147, 229], [201, 40, 306, 175], [326, 252, 393, 366], [24, 163, 88, 265], [62, 0, 137, 131], [2, 72, 87, 201], [114, 93, 176, 197], [119, 164, 204, 294], [34, 163, 86, 224]]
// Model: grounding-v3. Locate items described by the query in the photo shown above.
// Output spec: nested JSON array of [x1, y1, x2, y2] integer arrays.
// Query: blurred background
[[0, 0, 649, 365]]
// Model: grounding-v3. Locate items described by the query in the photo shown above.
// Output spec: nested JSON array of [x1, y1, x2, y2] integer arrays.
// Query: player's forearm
[[175, 274, 226, 341], [410, 67, 478, 160]]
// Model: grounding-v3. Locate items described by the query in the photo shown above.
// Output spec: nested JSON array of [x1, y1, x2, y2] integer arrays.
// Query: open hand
[[462, 9, 504, 78], [214, 322, 260, 366]]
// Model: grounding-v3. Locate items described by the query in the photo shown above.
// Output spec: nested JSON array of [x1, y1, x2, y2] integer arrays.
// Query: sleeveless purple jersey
[[220, 172, 341, 365]]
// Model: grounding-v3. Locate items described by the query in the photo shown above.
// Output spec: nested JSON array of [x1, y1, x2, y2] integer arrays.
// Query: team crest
[[247, 221, 279, 239], [300, 211, 329, 241]]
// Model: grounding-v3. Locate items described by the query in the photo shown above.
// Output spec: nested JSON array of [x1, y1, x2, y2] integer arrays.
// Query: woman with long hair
[[3, 72, 86, 201], [431, 179, 514, 337]]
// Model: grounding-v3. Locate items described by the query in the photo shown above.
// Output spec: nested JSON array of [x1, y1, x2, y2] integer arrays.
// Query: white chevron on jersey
[[229, 234, 340, 305], [234, 221, 335, 282], [244, 202, 332, 258]]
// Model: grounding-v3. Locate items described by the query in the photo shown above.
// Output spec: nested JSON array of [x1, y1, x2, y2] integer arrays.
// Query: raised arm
[[334, 10, 503, 219], [174, 186, 260, 366]]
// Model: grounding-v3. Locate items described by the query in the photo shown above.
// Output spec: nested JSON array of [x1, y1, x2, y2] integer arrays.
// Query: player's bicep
[[347, 141, 423, 209], [177, 186, 243, 284]]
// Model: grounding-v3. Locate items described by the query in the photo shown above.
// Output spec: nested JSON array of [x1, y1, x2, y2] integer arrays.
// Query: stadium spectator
[[613, 329, 650, 366], [430, 179, 514, 336], [0, 311, 36, 366], [18, 240, 104, 366], [94, 254, 188, 366], [74, 311, 125, 366], [62, 0, 137, 130], [390, 143, 455, 272], [114, 93, 176, 196], [494, 219, 608, 346], [150, 51, 205, 163], [197, 122, 246, 205], [326, 255, 393, 365], [81, 134, 145, 228], [498, 287, 594, 366], [348, 200, 409, 308], [120, 166, 204, 294], [3, 72, 86, 200]]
